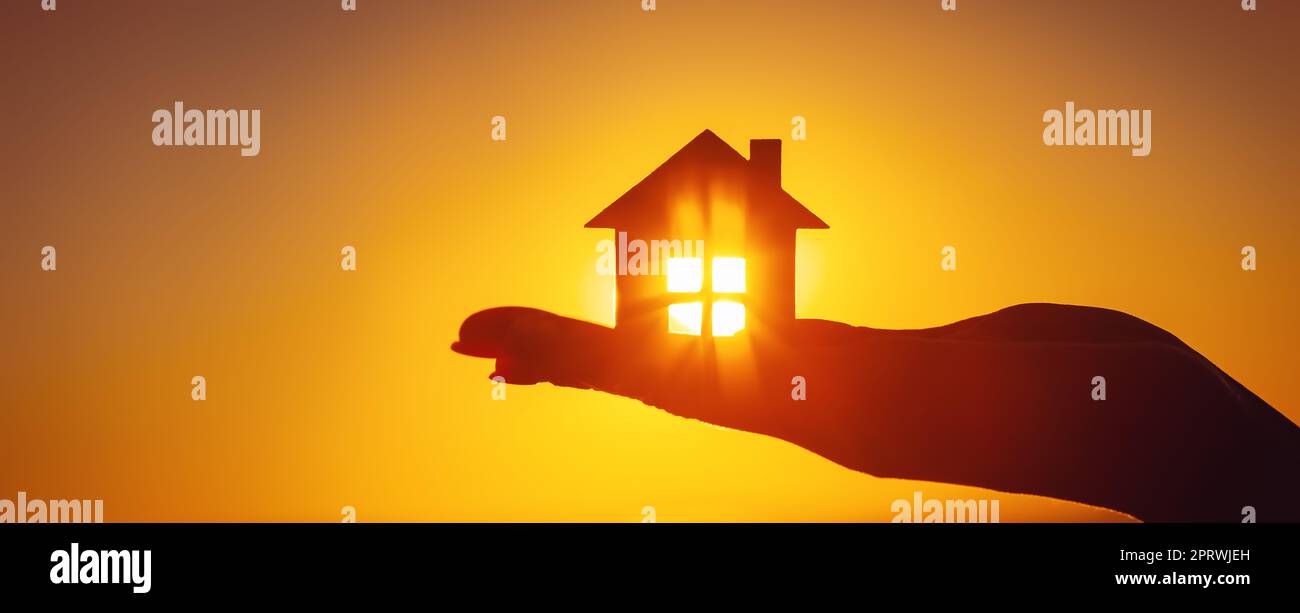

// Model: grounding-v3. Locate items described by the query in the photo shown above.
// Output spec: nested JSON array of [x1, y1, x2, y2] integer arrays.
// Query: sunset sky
[[2, 0, 1296, 521]]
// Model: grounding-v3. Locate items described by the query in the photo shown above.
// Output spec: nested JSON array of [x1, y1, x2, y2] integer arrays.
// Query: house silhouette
[[587, 130, 827, 340]]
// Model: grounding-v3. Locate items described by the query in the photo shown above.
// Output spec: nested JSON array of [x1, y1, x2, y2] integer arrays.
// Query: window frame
[[666, 256, 746, 337]]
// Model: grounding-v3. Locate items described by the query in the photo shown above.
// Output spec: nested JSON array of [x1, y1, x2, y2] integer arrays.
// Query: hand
[[453, 303, 1300, 522]]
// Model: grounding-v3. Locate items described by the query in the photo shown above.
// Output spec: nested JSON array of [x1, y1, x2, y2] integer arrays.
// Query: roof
[[585, 130, 828, 230]]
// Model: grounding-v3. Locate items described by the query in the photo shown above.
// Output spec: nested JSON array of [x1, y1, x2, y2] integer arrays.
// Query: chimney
[[750, 139, 781, 188]]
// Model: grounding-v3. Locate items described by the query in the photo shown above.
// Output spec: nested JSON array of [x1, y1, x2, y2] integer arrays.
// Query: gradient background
[[2, 0, 1295, 522]]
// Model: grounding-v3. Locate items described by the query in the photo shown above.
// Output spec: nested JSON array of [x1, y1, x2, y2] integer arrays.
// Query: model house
[[587, 130, 827, 339]]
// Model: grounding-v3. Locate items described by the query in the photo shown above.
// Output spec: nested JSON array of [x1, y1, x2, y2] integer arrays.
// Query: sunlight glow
[[668, 302, 703, 335], [712, 257, 746, 293], [712, 301, 745, 337], [666, 257, 703, 293]]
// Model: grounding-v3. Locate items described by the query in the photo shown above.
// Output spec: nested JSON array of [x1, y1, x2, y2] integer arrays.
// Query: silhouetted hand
[[453, 303, 1299, 522]]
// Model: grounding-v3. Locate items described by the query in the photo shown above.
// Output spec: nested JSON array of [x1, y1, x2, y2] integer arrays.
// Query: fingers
[[451, 307, 553, 358], [451, 307, 760, 425], [452, 307, 617, 388]]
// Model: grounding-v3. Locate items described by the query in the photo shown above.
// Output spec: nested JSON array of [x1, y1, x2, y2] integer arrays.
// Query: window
[[712, 257, 746, 293], [666, 257, 746, 336], [711, 300, 745, 337], [667, 302, 702, 335], [665, 257, 703, 293]]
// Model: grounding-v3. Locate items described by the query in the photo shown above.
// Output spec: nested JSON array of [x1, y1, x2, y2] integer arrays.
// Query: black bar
[[0, 523, 1290, 600]]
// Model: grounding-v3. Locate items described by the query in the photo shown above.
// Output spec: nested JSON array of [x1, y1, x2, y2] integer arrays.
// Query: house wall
[[743, 224, 796, 337], [614, 227, 682, 337]]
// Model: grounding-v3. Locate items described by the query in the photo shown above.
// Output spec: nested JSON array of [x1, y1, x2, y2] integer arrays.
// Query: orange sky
[[1, 0, 1296, 522]]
